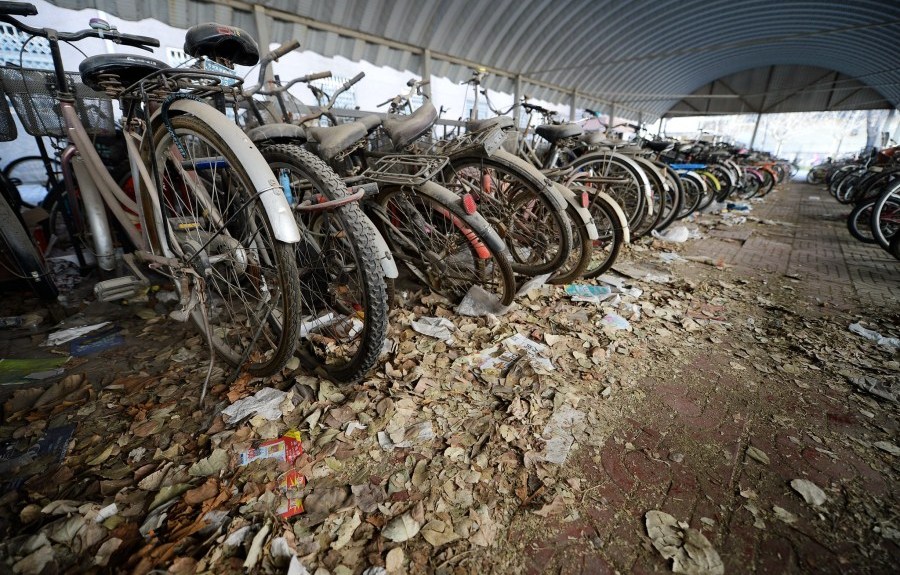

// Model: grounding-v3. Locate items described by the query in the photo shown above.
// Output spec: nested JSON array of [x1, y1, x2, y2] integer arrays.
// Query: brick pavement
[[513, 183, 899, 574]]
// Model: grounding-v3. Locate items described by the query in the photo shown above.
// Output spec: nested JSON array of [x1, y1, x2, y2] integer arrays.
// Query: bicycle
[[0, 2, 304, 385], [182, 26, 391, 384]]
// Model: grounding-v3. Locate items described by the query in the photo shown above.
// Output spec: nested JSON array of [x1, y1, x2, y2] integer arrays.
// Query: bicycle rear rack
[[363, 154, 449, 186], [435, 126, 507, 157]]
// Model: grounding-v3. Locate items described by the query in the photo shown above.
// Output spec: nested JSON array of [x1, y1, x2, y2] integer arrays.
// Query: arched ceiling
[[53, 0, 900, 119]]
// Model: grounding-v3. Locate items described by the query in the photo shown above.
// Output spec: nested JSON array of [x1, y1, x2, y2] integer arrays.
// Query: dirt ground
[[0, 182, 898, 574]]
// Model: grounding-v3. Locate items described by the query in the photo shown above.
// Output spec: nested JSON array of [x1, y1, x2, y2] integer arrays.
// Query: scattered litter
[[410, 317, 456, 344], [790, 479, 827, 506], [455, 285, 509, 317], [239, 430, 304, 465], [42, 322, 111, 347], [0, 357, 70, 386], [564, 284, 614, 303], [848, 376, 898, 404], [470, 334, 554, 377], [69, 327, 124, 357], [658, 252, 687, 264], [874, 441, 900, 456], [651, 225, 690, 243], [516, 273, 552, 296], [613, 263, 672, 284], [600, 313, 631, 331], [848, 322, 900, 350], [726, 202, 751, 212], [645, 510, 724, 575], [0, 425, 75, 490], [540, 404, 586, 464], [221, 387, 291, 424]]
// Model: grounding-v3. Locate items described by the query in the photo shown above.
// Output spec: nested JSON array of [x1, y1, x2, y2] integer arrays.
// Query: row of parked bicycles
[[0, 2, 792, 386], [818, 148, 900, 259]]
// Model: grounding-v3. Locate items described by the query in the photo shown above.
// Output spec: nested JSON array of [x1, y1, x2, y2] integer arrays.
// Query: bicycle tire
[[847, 200, 877, 244], [578, 186, 626, 279], [888, 232, 900, 260], [443, 155, 573, 276], [371, 184, 516, 306], [630, 160, 666, 238], [568, 152, 647, 231], [548, 203, 592, 284], [654, 163, 684, 232], [0, 179, 58, 300], [261, 143, 388, 383], [3, 154, 60, 208], [151, 115, 300, 377], [696, 171, 720, 211], [869, 180, 900, 250], [675, 173, 703, 219]]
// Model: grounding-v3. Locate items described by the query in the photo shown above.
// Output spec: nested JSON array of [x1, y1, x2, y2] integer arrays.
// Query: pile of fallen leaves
[[1, 202, 898, 574]]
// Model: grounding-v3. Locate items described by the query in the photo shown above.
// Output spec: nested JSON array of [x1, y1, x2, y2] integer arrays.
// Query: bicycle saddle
[[306, 122, 367, 161], [382, 101, 437, 150], [644, 140, 672, 153], [466, 116, 514, 133], [535, 122, 583, 143], [79, 53, 169, 91], [184, 23, 259, 66]]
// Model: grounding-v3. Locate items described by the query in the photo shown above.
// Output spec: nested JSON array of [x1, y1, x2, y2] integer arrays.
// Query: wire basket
[[0, 93, 16, 142], [363, 154, 449, 186], [433, 125, 507, 157], [0, 67, 115, 138]]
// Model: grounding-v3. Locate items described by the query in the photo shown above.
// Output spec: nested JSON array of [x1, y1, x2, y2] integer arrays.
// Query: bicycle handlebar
[[0, 13, 159, 50], [0, 2, 36, 16]]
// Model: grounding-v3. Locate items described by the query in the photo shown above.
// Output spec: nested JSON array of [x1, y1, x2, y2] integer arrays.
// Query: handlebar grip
[[115, 33, 160, 49], [585, 108, 599, 117], [345, 71, 365, 88], [303, 71, 331, 82], [0, 2, 37, 16], [269, 39, 300, 61]]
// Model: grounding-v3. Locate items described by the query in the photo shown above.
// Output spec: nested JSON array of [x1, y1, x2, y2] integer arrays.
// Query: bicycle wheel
[[548, 203, 592, 284], [847, 200, 877, 244], [261, 143, 388, 383], [151, 115, 300, 377], [869, 181, 900, 250], [676, 173, 704, 219], [443, 156, 572, 276], [579, 186, 626, 279], [0, 180, 58, 300], [696, 171, 720, 211], [631, 162, 665, 238], [372, 185, 516, 306], [654, 164, 683, 232], [568, 152, 647, 230], [3, 154, 60, 207], [888, 232, 900, 260]]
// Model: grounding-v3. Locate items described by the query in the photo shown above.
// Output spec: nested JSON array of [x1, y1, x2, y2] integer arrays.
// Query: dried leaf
[[790, 479, 827, 506], [188, 449, 229, 477], [645, 510, 724, 575], [421, 519, 459, 547], [746, 446, 769, 465], [382, 512, 421, 542]]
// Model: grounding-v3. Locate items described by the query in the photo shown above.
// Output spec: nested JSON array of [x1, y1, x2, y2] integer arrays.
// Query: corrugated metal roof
[[51, 0, 900, 119]]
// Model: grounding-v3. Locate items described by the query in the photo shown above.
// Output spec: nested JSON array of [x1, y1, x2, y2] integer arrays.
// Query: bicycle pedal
[[94, 276, 145, 302]]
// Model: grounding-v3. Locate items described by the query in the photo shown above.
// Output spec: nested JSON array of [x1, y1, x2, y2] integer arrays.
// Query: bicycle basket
[[363, 154, 449, 185], [435, 126, 506, 157], [0, 67, 115, 138], [0, 93, 16, 141]]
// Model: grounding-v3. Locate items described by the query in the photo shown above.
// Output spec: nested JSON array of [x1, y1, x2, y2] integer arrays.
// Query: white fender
[[363, 217, 399, 279], [167, 99, 301, 243], [552, 182, 599, 240], [488, 149, 568, 212]]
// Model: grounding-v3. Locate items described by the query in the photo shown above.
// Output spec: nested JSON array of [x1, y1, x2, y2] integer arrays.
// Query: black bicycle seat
[[382, 101, 437, 150], [184, 23, 259, 66], [645, 140, 672, 153], [79, 53, 169, 91], [535, 122, 582, 143], [306, 122, 367, 161]]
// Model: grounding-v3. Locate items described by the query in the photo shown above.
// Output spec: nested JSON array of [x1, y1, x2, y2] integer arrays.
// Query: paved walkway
[[514, 183, 899, 574], [690, 183, 900, 309]]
